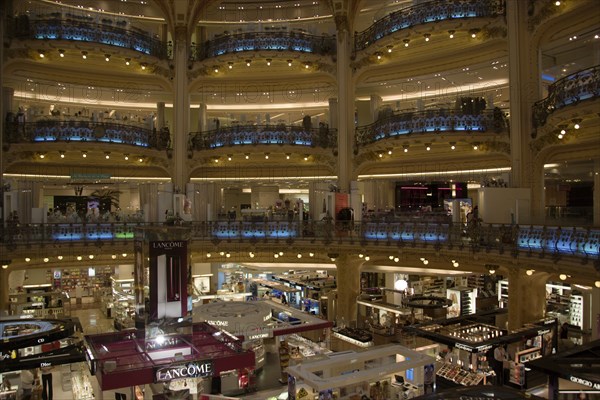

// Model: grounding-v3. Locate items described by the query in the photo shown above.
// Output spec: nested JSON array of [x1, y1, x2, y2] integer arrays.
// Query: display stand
[[111, 278, 135, 330]]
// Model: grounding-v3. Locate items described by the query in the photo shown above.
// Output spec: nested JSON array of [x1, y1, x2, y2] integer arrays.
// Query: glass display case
[[111, 278, 135, 330]]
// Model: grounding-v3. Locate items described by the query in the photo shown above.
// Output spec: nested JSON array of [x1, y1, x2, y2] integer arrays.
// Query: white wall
[[477, 187, 531, 224]]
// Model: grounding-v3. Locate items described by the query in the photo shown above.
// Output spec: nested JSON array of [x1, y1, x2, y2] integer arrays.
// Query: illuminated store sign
[[207, 320, 228, 327], [155, 361, 213, 382], [570, 376, 600, 389], [146, 337, 180, 350]]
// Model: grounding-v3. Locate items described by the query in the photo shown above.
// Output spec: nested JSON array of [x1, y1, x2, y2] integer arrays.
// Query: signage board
[[155, 360, 213, 382]]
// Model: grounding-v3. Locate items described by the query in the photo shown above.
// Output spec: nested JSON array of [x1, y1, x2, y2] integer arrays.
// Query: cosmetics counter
[[285, 344, 434, 400], [110, 278, 135, 330], [0, 371, 18, 400], [8, 284, 68, 318], [405, 311, 557, 389]]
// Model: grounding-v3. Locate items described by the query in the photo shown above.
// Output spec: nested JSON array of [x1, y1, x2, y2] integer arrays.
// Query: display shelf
[[112, 278, 135, 330], [71, 368, 94, 400], [515, 347, 541, 364], [509, 361, 525, 386], [497, 280, 509, 308], [446, 287, 477, 318], [436, 362, 488, 386]]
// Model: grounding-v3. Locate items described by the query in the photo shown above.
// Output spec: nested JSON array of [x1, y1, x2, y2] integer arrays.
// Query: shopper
[[493, 345, 508, 385], [40, 365, 53, 400], [20, 369, 36, 400]]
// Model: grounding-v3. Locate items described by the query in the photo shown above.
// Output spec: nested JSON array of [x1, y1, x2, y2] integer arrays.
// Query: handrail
[[3, 120, 170, 150], [532, 65, 600, 131], [354, 0, 505, 52], [1, 221, 598, 261], [192, 31, 336, 61], [188, 124, 337, 151], [355, 109, 508, 148], [8, 15, 168, 59]]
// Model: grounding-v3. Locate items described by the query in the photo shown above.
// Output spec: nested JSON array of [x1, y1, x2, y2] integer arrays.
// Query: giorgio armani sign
[[155, 360, 213, 382]]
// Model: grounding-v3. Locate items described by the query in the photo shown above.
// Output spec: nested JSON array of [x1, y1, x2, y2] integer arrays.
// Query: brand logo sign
[[455, 343, 473, 352], [207, 320, 228, 327], [155, 361, 213, 382], [570, 376, 600, 389], [151, 241, 185, 249], [146, 337, 180, 350]]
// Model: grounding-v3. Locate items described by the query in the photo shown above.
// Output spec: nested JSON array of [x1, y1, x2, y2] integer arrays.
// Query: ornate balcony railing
[[3, 120, 170, 150], [532, 65, 600, 131], [188, 124, 337, 151], [191, 31, 336, 61], [1, 221, 598, 261], [354, 0, 505, 52], [355, 109, 508, 148], [9, 15, 168, 59]]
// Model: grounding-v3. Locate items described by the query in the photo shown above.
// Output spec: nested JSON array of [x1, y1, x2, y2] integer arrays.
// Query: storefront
[[84, 322, 256, 397], [405, 310, 557, 389], [285, 344, 435, 399], [528, 339, 600, 400]]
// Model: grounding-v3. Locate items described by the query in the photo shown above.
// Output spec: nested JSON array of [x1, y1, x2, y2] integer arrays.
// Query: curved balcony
[[188, 124, 337, 151], [355, 109, 508, 148], [3, 120, 170, 150], [9, 15, 168, 59], [192, 31, 336, 61], [1, 222, 598, 263], [354, 0, 505, 52], [532, 65, 600, 131]]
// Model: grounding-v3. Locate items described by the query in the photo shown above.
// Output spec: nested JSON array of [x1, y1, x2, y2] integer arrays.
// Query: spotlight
[[57, 255, 63, 260], [228, 62, 233, 69], [81, 51, 88, 59], [244, 153, 250, 159], [304, 155, 309, 161], [141, 63, 147, 70], [125, 58, 131, 65], [387, 45, 393, 53], [138, 157, 143, 162], [25, 257, 31, 262], [559, 273, 567, 280], [403, 144, 409, 153], [227, 154, 232, 161], [43, 257, 49, 263], [39, 153, 45, 159], [105, 54, 111, 62], [469, 29, 479, 38], [39, 50, 45, 58], [77, 255, 83, 261], [214, 66, 219, 73], [286, 153, 291, 160], [473, 143, 479, 150], [111, 254, 117, 259], [2, 264, 8, 269], [554, 0, 560, 5], [526, 269, 534, 276], [266, 59, 272, 66], [105, 152, 110, 159], [448, 30, 455, 39], [124, 154, 129, 160], [246, 59, 251, 66], [265, 153, 269, 159], [572, 119, 581, 129], [595, 281, 600, 288], [58, 49, 65, 57], [59, 151, 65, 159], [424, 33, 431, 42], [403, 39, 410, 47], [82, 151, 87, 158], [425, 144, 431, 151], [89, 254, 95, 259], [122, 253, 128, 257], [450, 142, 456, 150], [287, 60, 293, 66], [376, 52, 382, 60], [304, 62, 310, 69]]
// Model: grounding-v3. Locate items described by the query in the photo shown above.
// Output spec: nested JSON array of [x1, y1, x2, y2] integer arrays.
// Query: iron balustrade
[[532, 65, 600, 131], [9, 16, 168, 59], [1, 221, 598, 260], [3, 120, 170, 150], [191, 31, 336, 61], [354, 0, 505, 52], [188, 124, 337, 151], [355, 109, 508, 148]]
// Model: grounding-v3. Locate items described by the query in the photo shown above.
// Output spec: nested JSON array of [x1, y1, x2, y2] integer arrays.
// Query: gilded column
[[335, 254, 363, 326], [506, 0, 543, 221], [335, 26, 356, 194], [173, 26, 191, 191], [594, 159, 600, 227], [506, 266, 548, 331]]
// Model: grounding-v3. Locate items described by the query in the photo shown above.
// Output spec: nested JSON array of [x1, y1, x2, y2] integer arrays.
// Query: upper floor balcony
[[532, 65, 600, 135], [1, 221, 598, 279], [191, 30, 336, 61], [3, 119, 170, 151], [354, 0, 505, 52], [355, 109, 508, 150], [8, 13, 168, 59], [188, 123, 337, 152]]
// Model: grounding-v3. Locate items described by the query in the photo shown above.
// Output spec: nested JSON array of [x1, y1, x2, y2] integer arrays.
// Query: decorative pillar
[[0, 267, 9, 316], [198, 103, 207, 132], [334, 28, 356, 194], [506, 0, 539, 190], [172, 26, 191, 191], [335, 254, 363, 326], [506, 267, 548, 331], [328, 98, 338, 130], [370, 94, 383, 123], [594, 159, 600, 227], [157, 102, 166, 129]]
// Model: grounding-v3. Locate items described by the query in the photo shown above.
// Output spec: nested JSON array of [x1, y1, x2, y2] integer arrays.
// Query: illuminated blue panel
[[582, 230, 600, 256], [363, 223, 379, 239], [213, 222, 240, 238], [86, 231, 114, 240], [527, 226, 545, 249], [53, 232, 83, 240], [555, 227, 575, 254], [389, 223, 402, 240], [401, 223, 415, 241], [572, 229, 589, 256], [517, 226, 532, 249], [543, 227, 560, 252]]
